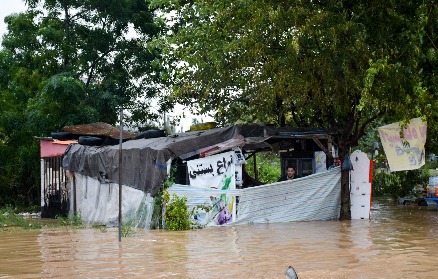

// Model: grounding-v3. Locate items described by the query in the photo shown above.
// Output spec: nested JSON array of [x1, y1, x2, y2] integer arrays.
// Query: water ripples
[[1, 198, 438, 278]]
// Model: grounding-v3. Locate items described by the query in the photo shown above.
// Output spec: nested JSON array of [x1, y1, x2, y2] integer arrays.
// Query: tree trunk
[[338, 138, 351, 220], [339, 169, 351, 220]]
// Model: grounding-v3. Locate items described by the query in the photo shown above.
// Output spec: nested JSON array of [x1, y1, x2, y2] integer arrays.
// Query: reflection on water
[[1, 198, 438, 278]]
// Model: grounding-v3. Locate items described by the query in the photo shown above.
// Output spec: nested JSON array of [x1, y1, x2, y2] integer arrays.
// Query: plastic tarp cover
[[69, 173, 154, 228], [168, 167, 341, 225], [63, 126, 239, 196], [62, 124, 334, 197]]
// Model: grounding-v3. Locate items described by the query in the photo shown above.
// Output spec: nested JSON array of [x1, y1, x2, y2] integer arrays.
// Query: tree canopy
[[152, 0, 438, 219], [0, 0, 166, 206], [154, 0, 437, 143], [1, 0, 437, 217]]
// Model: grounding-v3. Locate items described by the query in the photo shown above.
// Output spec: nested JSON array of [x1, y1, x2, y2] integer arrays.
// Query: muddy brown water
[[1, 198, 438, 279]]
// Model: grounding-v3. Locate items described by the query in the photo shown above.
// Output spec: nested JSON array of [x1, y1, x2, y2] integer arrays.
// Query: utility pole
[[118, 108, 123, 242]]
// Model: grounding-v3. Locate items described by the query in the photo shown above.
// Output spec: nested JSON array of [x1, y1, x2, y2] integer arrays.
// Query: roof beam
[[312, 136, 333, 160]]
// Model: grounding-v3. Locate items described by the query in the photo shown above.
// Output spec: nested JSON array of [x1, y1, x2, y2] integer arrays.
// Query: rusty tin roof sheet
[[63, 122, 137, 139]]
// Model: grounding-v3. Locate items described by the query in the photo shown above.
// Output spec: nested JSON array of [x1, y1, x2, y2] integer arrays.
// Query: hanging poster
[[314, 151, 327, 173], [187, 151, 236, 225], [188, 151, 235, 188], [378, 118, 427, 171], [233, 147, 245, 186]]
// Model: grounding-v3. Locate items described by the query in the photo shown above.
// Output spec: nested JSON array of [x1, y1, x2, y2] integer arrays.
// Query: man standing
[[278, 166, 299, 182]]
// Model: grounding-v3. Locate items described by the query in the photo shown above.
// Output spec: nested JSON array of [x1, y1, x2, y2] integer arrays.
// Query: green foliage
[[27, 73, 100, 132], [0, 0, 167, 207], [153, 0, 438, 219], [163, 191, 191, 231], [246, 152, 281, 184], [372, 168, 429, 199], [121, 224, 136, 237], [0, 207, 42, 230], [372, 172, 400, 198], [150, 167, 175, 229], [153, 0, 438, 151], [56, 213, 83, 227], [161, 186, 210, 230]]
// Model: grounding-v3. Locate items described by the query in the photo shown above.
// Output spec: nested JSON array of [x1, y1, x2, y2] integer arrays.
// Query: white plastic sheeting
[[68, 173, 154, 228], [68, 167, 341, 228], [350, 150, 372, 220], [168, 167, 341, 225]]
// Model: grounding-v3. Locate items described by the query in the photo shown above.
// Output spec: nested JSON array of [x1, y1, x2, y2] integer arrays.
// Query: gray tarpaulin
[[62, 126, 241, 196]]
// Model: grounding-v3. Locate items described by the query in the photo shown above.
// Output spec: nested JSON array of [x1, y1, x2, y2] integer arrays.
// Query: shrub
[[372, 168, 429, 198], [56, 213, 83, 227], [163, 191, 191, 231], [246, 152, 281, 184], [150, 168, 176, 229]]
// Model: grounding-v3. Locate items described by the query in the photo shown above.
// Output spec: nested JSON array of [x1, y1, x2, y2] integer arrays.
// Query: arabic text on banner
[[187, 151, 236, 225], [187, 151, 235, 188], [378, 118, 427, 172]]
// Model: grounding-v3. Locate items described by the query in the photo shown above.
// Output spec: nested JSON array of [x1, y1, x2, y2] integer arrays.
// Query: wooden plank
[[312, 136, 333, 160]]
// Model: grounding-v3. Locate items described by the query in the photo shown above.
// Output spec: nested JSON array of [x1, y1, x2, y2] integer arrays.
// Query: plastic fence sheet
[[69, 174, 154, 228], [168, 167, 341, 225]]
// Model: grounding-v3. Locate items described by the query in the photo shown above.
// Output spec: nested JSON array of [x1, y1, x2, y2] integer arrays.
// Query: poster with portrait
[[233, 147, 245, 186]]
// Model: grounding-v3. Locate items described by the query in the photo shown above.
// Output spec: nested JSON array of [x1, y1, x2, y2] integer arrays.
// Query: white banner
[[378, 118, 427, 171], [187, 151, 236, 225], [188, 151, 235, 189]]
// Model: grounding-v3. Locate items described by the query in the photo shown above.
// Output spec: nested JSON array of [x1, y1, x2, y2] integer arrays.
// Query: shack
[[52, 123, 348, 227], [39, 138, 76, 218]]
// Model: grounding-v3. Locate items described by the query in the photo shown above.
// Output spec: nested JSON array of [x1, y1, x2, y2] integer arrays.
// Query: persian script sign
[[187, 151, 237, 225], [378, 118, 427, 171], [187, 151, 235, 189]]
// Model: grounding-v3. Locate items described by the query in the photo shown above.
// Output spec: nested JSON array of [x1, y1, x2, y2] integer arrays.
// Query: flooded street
[[2, 198, 438, 278]]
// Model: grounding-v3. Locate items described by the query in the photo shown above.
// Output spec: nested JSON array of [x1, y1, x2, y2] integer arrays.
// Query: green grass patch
[[0, 207, 42, 230], [56, 213, 84, 227]]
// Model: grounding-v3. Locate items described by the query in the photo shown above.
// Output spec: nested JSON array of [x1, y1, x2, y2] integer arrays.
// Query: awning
[[40, 139, 77, 158]]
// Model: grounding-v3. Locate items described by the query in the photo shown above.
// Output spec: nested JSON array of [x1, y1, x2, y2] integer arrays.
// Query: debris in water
[[286, 266, 298, 279]]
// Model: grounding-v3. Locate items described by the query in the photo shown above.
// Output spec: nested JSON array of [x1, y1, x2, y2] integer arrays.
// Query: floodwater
[[1, 198, 438, 279]]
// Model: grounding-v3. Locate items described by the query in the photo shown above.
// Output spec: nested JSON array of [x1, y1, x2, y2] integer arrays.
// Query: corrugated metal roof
[[62, 122, 137, 139]]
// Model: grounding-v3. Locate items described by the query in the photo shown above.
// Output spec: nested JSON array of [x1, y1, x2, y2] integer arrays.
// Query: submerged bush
[[56, 213, 83, 227], [121, 224, 136, 237], [163, 191, 191, 231], [151, 167, 177, 229]]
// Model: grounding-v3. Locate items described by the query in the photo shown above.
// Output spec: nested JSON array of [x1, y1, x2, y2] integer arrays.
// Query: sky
[[0, 0, 27, 43], [0, 0, 213, 132]]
